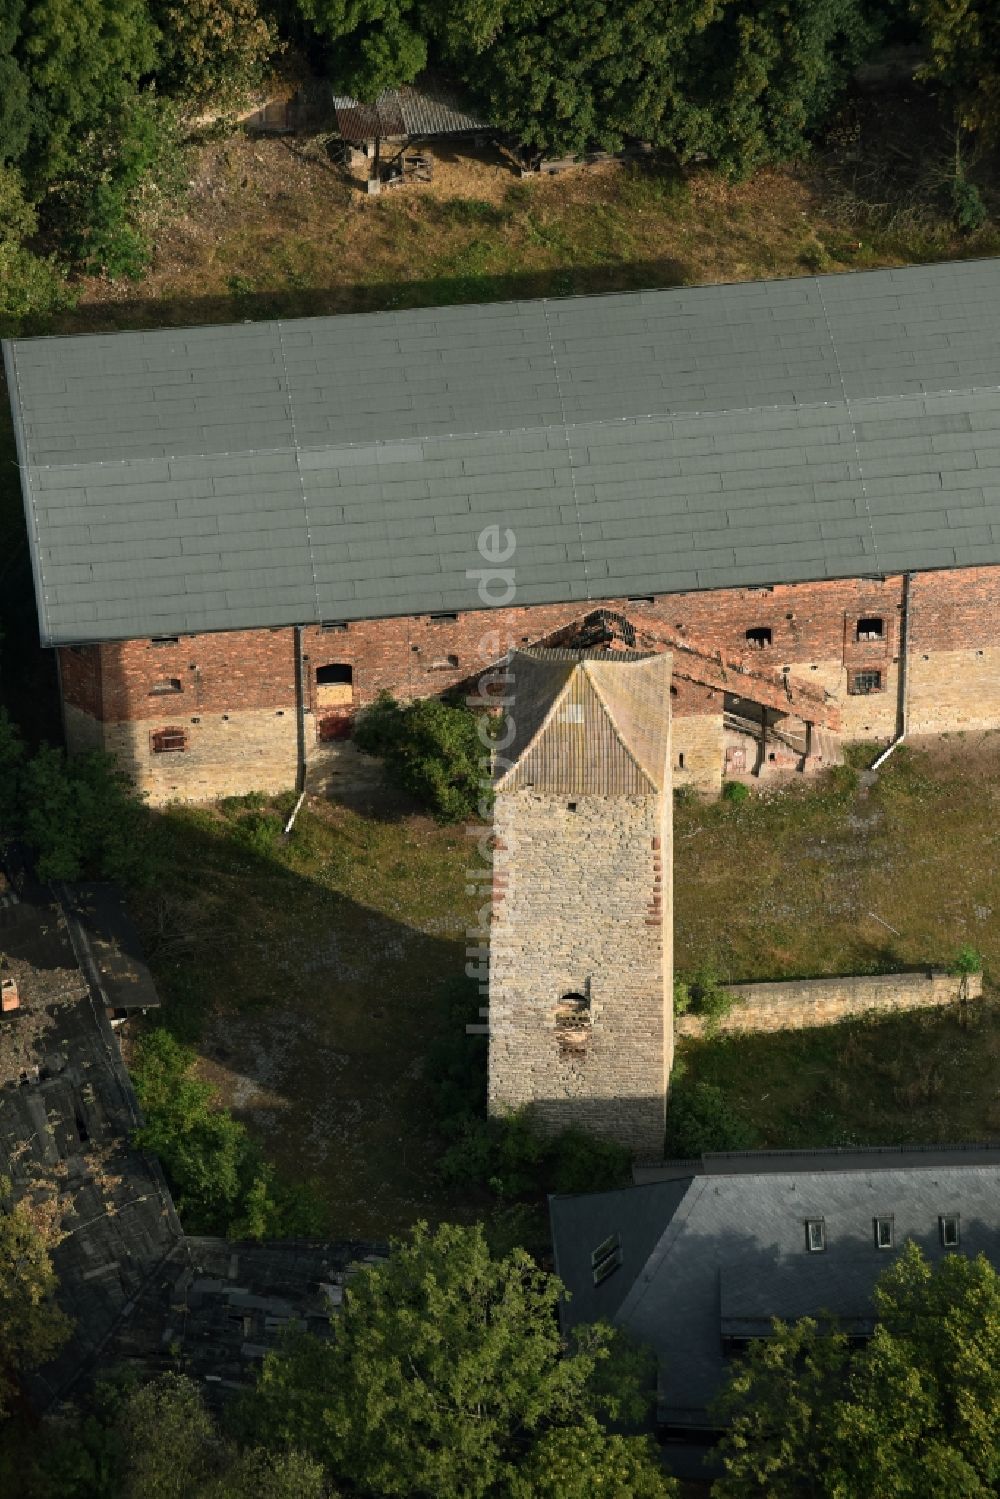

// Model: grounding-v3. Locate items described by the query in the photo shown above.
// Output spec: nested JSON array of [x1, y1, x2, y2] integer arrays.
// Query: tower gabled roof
[[495, 649, 671, 795]]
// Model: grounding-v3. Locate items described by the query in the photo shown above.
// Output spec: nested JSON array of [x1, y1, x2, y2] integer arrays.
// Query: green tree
[[18, 742, 155, 884], [509, 1419, 674, 1497], [16, 0, 159, 184], [0, 1179, 72, 1415], [51, 92, 184, 279], [243, 1221, 663, 1498], [0, 1, 31, 164], [667, 0, 879, 177], [914, 0, 1000, 143], [296, 0, 426, 99], [0, 164, 72, 332], [436, 0, 876, 170], [131, 1029, 324, 1238], [150, 0, 278, 106], [714, 1242, 1000, 1496], [354, 692, 490, 822], [437, 0, 716, 158]]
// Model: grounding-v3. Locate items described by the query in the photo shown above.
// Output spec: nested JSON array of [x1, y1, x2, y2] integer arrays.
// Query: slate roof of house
[[550, 1145, 1000, 1428], [495, 649, 672, 793], [7, 257, 1000, 648]]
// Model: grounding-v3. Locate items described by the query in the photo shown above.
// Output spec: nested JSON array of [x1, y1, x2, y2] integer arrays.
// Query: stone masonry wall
[[56, 563, 1000, 800], [489, 791, 672, 1155], [676, 970, 984, 1040]]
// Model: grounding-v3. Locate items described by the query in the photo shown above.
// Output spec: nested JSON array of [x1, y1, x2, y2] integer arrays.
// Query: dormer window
[[745, 627, 772, 650], [591, 1233, 622, 1286], [805, 1218, 826, 1253], [940, 1215, 960, 1248]]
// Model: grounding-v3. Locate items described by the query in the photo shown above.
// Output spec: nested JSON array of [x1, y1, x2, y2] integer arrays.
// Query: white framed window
[[805, 1218, 826, 1253], [939, 1215, 960, 1248], [874, 1216, 894, 1250]]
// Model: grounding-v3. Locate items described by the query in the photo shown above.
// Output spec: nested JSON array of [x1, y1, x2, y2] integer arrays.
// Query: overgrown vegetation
[[0, 1178, 71, 1416], [0, 710, 155, 884], [354, 692, 491, 823], [714, 1242, 1000, 1495], [1, 0, 1000, 332], [131, 1028, 325, 1238], [238, 1220, 672, 1498], [428, 978, 632, 1200]]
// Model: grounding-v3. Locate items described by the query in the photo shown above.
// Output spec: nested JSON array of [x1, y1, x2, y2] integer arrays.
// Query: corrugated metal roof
[[332, 82, 487, 143], [7, 258, 1000, 648], [496, 649, 671, 793]]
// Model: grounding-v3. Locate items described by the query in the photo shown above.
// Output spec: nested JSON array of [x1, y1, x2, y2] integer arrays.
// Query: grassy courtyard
[[121, 734, 1000, 1241]]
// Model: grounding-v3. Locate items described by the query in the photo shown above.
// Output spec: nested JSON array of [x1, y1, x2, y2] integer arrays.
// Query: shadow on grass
[[678, 999, 1000, 1154], [4, 254, 693, 341], [125, 791, 486, 1240]]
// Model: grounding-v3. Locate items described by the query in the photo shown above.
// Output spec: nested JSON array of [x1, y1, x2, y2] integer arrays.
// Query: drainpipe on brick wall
[[871, 571, 912, 771], [283, 624, 308, 836]]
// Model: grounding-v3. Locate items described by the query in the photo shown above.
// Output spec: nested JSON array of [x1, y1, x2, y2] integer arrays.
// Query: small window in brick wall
[[857, 616, 884, 642], [151, 727, 188, 754], [554, 992, 590, 1057], [745, 627, 772, 650], [851, 669, 883, 695], [316, 663, 354, 708], [430, 654, 460, 671], [149, 678, 182, 695]]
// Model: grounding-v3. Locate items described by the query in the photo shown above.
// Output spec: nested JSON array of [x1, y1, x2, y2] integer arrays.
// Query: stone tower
[[488, 648, 673, 1156]]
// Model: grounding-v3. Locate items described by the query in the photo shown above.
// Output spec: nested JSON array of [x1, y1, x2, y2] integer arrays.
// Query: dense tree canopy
[[0, 1179, 71, 1416], [914, 0, 1000, 140], [241, 1221, 673, 1498], [714, 1242, 1000, 1496]]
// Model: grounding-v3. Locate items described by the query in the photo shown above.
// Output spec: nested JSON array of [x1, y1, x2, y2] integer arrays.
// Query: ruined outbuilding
[[488, 648, 673, 1155]]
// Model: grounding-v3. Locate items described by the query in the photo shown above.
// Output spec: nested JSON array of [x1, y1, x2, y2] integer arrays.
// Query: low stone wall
[[676, 969, 984, 1039]]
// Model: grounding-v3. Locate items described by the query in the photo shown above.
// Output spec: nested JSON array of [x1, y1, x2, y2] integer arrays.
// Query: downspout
[[870, 572, 912, 771], [283, 624, 308, 836]]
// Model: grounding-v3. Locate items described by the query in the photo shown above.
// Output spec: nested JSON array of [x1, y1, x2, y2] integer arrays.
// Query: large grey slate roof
[[550, 1145, 1000, 1427], [6, 257, 1000, 647]]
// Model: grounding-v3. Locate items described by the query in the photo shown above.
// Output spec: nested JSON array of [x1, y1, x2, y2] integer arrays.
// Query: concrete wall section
[[676, 970, 984, 1039]]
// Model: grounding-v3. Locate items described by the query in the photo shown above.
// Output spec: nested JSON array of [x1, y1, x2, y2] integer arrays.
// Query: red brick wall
[[58, 645, 103, 717], [56, 565, 1000, 728]]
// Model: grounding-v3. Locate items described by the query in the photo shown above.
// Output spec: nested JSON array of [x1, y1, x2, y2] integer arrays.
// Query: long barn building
[[5, 258, 1000, 803]]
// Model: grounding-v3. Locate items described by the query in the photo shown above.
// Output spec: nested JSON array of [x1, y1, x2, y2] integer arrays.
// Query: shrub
[[952, 176, 988, 233], [12, 733, 156, 885], [664, 1077, 756, 1157], [132, 1029, 325, 1237], [676, 962, 735, 1035], [354, 691, 491, 822], [722, 780, 750, 805], [52, 94, 186, 279]]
